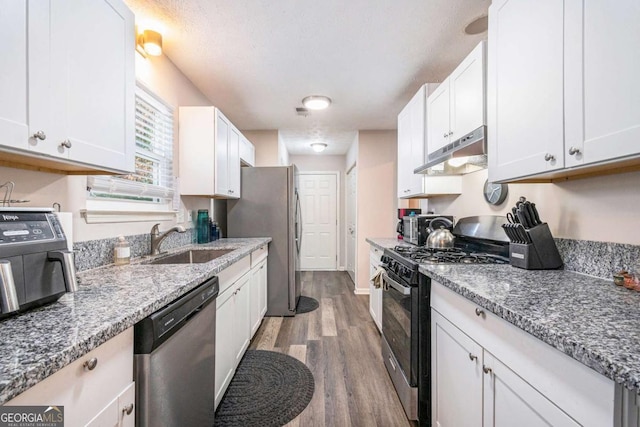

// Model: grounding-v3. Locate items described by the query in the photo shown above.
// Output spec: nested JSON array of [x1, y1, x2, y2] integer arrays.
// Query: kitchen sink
[[146, 249, 234, 265]]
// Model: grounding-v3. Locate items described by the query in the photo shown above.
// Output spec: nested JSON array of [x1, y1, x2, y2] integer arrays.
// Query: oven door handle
[[382, 272, 411, 296]]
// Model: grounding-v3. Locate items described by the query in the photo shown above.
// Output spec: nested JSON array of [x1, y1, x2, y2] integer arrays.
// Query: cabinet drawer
[[369, 246, 383, 262], [250, 245, 268, 268], [430, 281, 614, 427], [218, 255, 250, 295], [7, 328, 133, 427]]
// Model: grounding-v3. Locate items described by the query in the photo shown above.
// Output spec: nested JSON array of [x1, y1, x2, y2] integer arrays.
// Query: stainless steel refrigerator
[[227, 165, 302, 316]]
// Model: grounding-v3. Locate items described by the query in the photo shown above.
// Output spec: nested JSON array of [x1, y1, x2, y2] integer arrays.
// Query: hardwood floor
[[249, 271, 414, 427]]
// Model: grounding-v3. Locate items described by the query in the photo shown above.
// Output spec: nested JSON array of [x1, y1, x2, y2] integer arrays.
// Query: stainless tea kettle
[[426, 225, 455, 249]]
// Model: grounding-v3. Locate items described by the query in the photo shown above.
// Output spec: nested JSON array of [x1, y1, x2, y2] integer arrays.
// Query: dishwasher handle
[[134, 276, 219, 354]]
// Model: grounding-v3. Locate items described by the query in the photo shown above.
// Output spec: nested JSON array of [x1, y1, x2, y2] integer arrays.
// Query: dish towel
[[371, 266, 386, 290]]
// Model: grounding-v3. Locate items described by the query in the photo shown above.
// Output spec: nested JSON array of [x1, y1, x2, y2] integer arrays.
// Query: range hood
[[414, 126, 487, 175]]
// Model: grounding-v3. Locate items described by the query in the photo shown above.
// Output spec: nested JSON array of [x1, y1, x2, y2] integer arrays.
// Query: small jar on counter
[[114, 236, 131, 265]]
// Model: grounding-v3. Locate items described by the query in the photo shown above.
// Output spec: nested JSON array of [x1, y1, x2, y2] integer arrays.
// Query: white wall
[[290, 155, 346, 268], [1, 53, 215, 243], [278, 132, 290, 166], [425, 168, 640, 245], [243, 130, 279, 166]]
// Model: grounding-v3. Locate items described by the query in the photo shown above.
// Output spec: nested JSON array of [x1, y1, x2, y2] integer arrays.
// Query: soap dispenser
[[114, 236, 131, 265]]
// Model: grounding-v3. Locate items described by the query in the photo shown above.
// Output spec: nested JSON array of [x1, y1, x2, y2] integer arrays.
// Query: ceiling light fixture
[[136, 29, 163, 57], [311, 143, 327, 153], [302, 95, 332, 110]]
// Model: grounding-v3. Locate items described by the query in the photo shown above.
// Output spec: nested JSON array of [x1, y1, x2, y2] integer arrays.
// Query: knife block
[[509, 223, 563, 270]]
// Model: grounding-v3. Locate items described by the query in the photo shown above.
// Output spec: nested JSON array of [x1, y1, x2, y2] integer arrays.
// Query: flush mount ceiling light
[[311, 143, 327, 153], [302, 95, 332, 110], [464, 15, 488, 35], [136, 29, 163, 57]]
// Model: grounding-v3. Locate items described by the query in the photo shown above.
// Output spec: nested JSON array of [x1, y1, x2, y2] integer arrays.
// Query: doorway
[[346, 165, 357, 283], [298, 172, 339, 270]]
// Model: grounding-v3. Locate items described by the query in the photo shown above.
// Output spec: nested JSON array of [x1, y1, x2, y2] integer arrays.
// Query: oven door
[[381, 271, 418, 386]]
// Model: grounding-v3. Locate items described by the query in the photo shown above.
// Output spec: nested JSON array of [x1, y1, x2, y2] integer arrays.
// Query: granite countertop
[[0, 237, 271, 404], [366, 237, 408, 251], [420, 263, 640, 392]]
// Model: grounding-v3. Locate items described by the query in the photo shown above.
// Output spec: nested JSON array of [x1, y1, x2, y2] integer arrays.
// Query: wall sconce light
[[136, 29, 163, 57], [311, 143, 327, 153]]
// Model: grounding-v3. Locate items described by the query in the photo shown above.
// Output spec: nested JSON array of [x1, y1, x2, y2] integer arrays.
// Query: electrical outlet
[[186, 209, 193, 223]]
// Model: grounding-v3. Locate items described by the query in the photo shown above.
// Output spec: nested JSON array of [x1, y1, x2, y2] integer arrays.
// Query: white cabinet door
[[564, 0, 640, 169], [239, 135, 255, 166], [487, 0, 565, 182], [0, 1, 29, 151], [258, 260, 268, 318], [45, 0, 134, 172], [408, 86, 426, 196], [426, 79, 451, 154], [369, 247, 383, 332], [483, 352, 579, 427], [227, 126, 241, 198], [249, 263, 262, 337], [432, 310, 483, 427], [234, 273, 251, 364], [397, 103, 412, 197], [215, 286, 236, 408], [86, 382, 135, 427], [214, 110, 230, 196], [449, 42, 485, 142]]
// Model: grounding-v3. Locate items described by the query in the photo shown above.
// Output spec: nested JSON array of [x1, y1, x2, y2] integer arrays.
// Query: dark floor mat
[[215, 350, 314, 426], [296, 295, 319, 314]]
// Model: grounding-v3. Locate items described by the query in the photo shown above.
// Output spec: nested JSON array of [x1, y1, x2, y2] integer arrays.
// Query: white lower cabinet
[[5, 328, 135, 427], [250, 258, 268, 337], [368, 245, 383, 332], [431, 281, 615, 427], [215, 247, 268, 410]]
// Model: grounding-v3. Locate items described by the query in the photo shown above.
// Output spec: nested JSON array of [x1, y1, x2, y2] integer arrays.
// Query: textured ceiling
[[125, 0, 490, 155]]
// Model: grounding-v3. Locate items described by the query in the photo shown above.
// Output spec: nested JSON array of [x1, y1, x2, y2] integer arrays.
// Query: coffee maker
[[397, 208, 421, 239]]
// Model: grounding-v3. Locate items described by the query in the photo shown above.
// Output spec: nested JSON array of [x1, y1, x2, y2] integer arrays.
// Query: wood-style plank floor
[[249, 271, 415, 427]]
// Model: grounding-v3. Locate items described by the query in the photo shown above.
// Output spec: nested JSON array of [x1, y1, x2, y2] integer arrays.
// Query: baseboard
[[338, 265, 346, 271], [353, 288, 370, 295]]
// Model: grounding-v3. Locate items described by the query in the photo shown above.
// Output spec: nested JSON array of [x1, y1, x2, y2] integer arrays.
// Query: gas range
[[391, 245, 510, 265]]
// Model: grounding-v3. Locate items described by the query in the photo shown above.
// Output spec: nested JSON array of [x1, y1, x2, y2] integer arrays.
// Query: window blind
[[88, 85, 175, 203]]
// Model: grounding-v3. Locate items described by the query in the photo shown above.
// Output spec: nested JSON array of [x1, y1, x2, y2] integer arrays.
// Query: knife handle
[[530, 202, 542, 225]]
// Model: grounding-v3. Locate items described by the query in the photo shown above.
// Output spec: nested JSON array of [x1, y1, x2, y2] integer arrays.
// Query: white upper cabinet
[[0, 0, 135, 174], [179, 107, 243, 198], [488, 0, 640, 182], [239, 135, 255, 166], [564, 0, 640, 169], [397, 85, 462, 199], [427, 41, 486, 155]]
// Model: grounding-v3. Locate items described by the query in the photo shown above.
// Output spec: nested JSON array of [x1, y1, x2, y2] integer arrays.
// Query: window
[[86, 84, 176, 217]]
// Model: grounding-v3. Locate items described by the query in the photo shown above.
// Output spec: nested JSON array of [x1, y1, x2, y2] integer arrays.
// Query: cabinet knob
[[544, 153, 555, 162], [448, 131, 454, 136], [568, 147, 581, 156], [443, 133, 449, 138], [474, 307, 485, 317], [32, 131, 47, 141], [60, 139, 72, 149], [83, 357, 98, 371], [122, 403, 134, 416], [468, 353, 477, 362], [483, 366, 492, 374]]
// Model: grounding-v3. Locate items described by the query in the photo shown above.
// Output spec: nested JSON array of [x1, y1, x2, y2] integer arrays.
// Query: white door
[[432, 310, 483, 427], [487, 0, 565, 182], [346, 167, 357, 282], [483, 352, 579, 427], [564, 0, 640, 169], [299, 173, 338, 270]]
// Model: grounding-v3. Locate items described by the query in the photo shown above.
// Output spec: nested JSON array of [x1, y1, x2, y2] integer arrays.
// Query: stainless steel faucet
[[150, 223, 186, 255]]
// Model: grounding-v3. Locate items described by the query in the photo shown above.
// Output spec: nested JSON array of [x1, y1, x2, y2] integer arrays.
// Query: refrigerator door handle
[[295, 190, 302, 254]]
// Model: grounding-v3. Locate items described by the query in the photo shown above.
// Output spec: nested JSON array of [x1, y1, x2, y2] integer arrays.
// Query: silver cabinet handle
[[483, 366, 492, 374], [32, 131, 47, 140], [122, 403, 134, 416], [544, 153, 555, 162], [60, 139, 72, 149], [568, 147, 581, 155], [475, 307, 485, 317], [469, 353, 477, 362], [443, 133, 448, 138], [448, 131, 454, 136], [83, 357, 98, 371]]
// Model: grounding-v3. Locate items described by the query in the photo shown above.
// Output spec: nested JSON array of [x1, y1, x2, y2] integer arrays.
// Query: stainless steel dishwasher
[[134, 276, 219, 426]]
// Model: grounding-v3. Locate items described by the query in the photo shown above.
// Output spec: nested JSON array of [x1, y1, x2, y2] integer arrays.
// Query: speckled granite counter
[[0, 238, 270, 404], [366, 237, 409, 251], [420, 263, 640, 392]]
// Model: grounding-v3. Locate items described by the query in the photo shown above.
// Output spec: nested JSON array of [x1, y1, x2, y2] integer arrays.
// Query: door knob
[[468, 353, 477, 362], [544, 153, 555, 162], [475, 307, 485, 317], [568, 147, 581, 156], [483, 366, 492, 374], [60, 139, 72, 149]]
